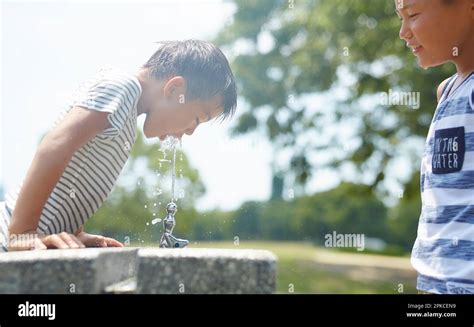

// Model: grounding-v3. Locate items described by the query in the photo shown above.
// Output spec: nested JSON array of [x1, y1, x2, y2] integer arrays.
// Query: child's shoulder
[[436, 75, 455, 102], [79, 67, 142, 104]]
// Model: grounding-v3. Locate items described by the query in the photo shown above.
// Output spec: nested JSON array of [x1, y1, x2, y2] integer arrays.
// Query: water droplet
[[153, 213, 156, 216], [144, 205, 148, 209], [153, 203, 157, 207], [146, 222, 149, 226], [158, 202, 162, 205], [151, 218, 161, 225]]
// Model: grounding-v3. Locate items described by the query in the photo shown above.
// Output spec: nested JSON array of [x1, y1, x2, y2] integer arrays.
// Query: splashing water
[[171, 141, 177, 202], [151, 135, 180, 227], [158, 135, 180, 202]]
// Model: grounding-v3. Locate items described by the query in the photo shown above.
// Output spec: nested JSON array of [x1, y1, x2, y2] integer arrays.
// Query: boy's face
[[141, 76, 224, 140], [395, 0, 473, 69]]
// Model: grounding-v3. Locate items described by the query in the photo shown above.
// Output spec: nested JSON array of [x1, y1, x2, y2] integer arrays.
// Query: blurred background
[[1, 0, 456, 293]]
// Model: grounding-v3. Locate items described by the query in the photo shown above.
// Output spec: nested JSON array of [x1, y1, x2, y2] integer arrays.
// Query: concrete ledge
[[0, 247, 277, 294], [0, 248, 138, 294], [136, 248, 277, 294]]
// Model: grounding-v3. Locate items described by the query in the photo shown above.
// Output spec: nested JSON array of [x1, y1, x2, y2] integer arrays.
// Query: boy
[[0, 40, 237, 252], [396, 0, 473, 293]]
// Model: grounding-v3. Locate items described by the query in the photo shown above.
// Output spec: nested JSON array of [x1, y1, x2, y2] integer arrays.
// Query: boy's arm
[[8, 106, 110, 241], [437, 78, 451, 102]]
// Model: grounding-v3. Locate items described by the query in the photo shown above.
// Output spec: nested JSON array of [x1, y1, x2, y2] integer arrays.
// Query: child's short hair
[[143, 39, 237, 121]]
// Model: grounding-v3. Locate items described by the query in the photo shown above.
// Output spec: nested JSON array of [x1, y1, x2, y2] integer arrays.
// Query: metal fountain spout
[[159, 202, 189, 248]]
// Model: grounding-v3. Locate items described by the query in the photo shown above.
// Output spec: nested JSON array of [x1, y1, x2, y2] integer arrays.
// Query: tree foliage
[[215, 0, 455, 195]]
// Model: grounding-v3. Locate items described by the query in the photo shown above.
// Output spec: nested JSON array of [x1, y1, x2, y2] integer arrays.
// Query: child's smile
[[396, 0, 473, 71]]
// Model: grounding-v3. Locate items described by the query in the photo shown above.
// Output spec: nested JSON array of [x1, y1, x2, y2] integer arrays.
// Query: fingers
[[95, 236, 108, 247], [60, 232, 85, 248], [13, 232, 120, 250], [76, 232, 123, 248], [103, 237, 124, 247], [42, 232, 86, 249], [42, 234, 69, 249], [33, 237, 47, 250]]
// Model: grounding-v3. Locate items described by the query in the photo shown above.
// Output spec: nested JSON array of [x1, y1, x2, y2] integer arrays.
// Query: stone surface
[[0, 248, 138, 294], [0, 247, 277, 294], [136, 248, 277, 294]]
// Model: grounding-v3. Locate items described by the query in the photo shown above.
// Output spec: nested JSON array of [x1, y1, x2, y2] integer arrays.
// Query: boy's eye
[[408, 13, 420, 19]]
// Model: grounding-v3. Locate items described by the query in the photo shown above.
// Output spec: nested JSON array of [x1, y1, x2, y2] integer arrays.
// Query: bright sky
[[0, 0, 280, 211]]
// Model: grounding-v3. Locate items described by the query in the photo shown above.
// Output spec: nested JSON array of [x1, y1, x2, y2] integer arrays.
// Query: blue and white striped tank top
[[411, 72, 474, 294], [2, 68, 141, 242]]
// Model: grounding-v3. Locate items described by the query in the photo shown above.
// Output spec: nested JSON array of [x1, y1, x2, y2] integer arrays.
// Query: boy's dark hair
[[143, 39, 237, 121]]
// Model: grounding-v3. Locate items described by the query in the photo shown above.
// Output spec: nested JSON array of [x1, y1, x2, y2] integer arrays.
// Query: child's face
[[395, 0, 473, 69], [142, 76, 223, 140]]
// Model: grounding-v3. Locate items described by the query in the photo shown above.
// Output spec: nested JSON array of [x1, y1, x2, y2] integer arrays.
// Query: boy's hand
[[75, 231, 124, 248], [8, 232, 86, 251]]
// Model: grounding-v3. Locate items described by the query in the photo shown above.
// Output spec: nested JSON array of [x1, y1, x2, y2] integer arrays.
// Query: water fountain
[[154, 136, 189, 248], [0, 136, 277, 294]]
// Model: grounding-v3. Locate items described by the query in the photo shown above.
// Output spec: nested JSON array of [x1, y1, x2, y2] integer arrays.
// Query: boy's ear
[[163, 76, 187, 102]]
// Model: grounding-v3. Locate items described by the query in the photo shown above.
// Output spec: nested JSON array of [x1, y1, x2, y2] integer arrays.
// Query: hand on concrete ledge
[[75, 231, 123, 248], [8, 232, 86, 251]]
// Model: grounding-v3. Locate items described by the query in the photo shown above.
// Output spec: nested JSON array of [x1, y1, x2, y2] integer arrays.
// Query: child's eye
[[408, 13, 420, 19]]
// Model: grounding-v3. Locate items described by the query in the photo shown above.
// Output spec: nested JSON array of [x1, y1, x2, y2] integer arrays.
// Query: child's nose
[[399, 21, 412, 41], [185, 125, 197, 136]]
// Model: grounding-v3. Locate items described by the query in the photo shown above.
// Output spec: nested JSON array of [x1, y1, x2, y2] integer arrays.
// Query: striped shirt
[[1, 68, 141, 247], [411, 72, 474, 294]]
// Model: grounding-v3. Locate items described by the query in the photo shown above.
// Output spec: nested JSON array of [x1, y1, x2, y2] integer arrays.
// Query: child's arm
[[8, 106, 111, 250]]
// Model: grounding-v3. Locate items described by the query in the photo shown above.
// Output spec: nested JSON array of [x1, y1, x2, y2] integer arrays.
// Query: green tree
[[292, 183, 388, 244], [231, 201, 262, 239], [216, 0, 455, 196], [386, 171, 421, 251]]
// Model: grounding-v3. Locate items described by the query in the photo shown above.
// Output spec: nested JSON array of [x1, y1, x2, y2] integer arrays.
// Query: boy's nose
[[399, 22, 412, 41], [184, 125, 197, 136]]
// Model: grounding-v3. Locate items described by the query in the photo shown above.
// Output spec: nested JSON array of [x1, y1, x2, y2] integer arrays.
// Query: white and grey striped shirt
[[1, 68, 141, 244]]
